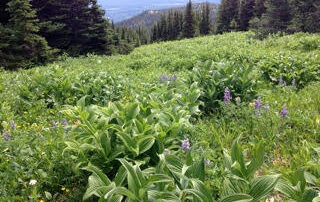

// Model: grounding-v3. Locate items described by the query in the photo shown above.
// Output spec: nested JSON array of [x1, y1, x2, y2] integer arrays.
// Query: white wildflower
[[29, 179, 37, 185]]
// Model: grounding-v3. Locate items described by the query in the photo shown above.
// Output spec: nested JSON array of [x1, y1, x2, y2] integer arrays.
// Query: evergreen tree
[[183, 0, 195, 38], [216, 0, 240, 33], [83, 0, 113, 55], [159, 15, 168, 40], [239, 0, 256, 31], [289, 0, 320, 33], [0, 0, 10, 25], [261, 0, 291, 33], [32, 0, 113, 56], [255, 0, 266, 18], [0, 0, 52, 69], [200, 2, 211, 35]]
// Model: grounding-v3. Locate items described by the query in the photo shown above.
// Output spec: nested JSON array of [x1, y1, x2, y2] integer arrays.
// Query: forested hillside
[[116, 3, 218, 28]]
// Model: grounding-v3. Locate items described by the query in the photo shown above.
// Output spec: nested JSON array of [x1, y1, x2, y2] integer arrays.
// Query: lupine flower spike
[[3, 130, 10, 141], [10, 121, 16, 130], [280, 105, 288, 117], [181, 138, 191, 152], [224, 88, 232, 104], [254, 97, 262, 110]]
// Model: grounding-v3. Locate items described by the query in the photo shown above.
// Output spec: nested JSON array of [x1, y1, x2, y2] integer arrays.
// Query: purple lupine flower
[[164, 148, 171, 155], [235, 97, 241, 105], [181, 138, 191, 152], [280, 105, 288, 118], [159, 75, 169, 82], [224, 88, 232, 104], [10, 121, 16, 130], [62, 119, 68, 127], [254, 97, 263, 110], [169, 74, 178, 81], [205, 159, 211, 167], [52, 121, 58, 130], [3, 130, 10, 141]]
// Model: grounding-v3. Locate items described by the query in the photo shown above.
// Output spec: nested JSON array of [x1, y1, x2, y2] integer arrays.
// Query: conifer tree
[[239, 0, 256, 31], [0, 0, 52, 69], [261, 0, 291, 33], [200, 2, 211, 35], [32, 0, 114, 56], [83, 0, 112, 55], [255, 0, 266, 18], [216, 0, 240, 33], [183, 0, 195, 38], [289, 0, 320, 33]]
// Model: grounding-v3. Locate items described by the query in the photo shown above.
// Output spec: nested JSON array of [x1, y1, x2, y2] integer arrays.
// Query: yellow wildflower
[[61, 187, 66, 191], [66, 189, 70, 194], [249, 102, 255, 107]]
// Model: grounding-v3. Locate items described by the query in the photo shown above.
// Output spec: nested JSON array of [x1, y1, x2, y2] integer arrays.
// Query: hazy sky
[[98, 0, 220, 22]]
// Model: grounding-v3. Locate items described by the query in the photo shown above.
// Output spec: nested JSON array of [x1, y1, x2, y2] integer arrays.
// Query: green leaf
[[104, 187, 137, 200], [301, 189, 319, 202], [220, 193, 253, 202], [82, 163, 111, 186], [247, 142, 264, 177], [275, 178, 298, 199], [248, 175, 280, 201], [125, 103, 140, 121], [118, 159, 143, 195], [231, 140, 246, 178], [137, 135, 155, 154], [45, 191, 52, 200]]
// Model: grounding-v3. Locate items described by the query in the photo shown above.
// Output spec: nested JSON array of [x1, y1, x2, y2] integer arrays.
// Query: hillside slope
[[1, 32, 320, 200], [116, 3, 219, 28]]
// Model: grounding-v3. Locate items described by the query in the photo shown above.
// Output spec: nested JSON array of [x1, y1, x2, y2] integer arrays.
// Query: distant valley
[[98, 0, 220, 22], [116, 3, 219, 28]]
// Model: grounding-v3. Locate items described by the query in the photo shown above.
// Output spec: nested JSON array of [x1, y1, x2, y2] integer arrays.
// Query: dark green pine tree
[[167, 11, 175, 40], [289, 0, 320, 33], [31, 0, 71, 51], [0, 0, 10, 24], [216, 0, 240, 33], [159, 15, 168, 40], [32, 0, 113, 56], [183, 0, 196, 38], [0, 0, 52, 69], [239, 0, 256, 31], [261, 0, 291, 33], [83, 0, 113, 55], [200, 2, 211, 35], [255, 0, 266, 18], [173, 11, 182, 39]]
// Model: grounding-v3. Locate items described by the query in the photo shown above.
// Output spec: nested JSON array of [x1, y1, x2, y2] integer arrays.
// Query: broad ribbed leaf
[[231, 140, 246, 178], [191, 179, 215, 202], [137, 135, 155, 154], [187, 158, 205, 181], [275, 178, 297, 199], [126, 103, 140, 120], [247, 142, 264, 177], [82, 163, 111, 185], [104, 187, 137, 200], [114, 166, 127, 186], [220, 193, 253, 202], [118, 159, 143, 195], [301, 189, 319, 202], [249, 175, 279, 201], [147, 174, 173, 185]]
